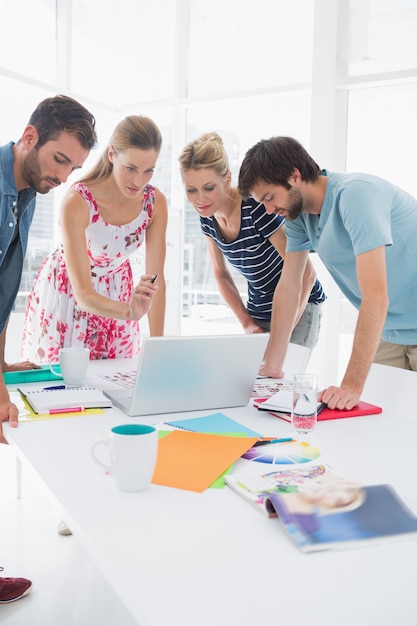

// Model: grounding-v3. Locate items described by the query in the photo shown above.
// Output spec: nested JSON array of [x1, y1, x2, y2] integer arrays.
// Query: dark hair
[[80, 115, 162, 185], [238, 136, 321, 199], [28, 94, 97, 150]]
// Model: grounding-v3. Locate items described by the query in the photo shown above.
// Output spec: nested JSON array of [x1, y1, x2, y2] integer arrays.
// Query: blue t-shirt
[[285, 171, 417, 344], [200, 197, 325, 321]]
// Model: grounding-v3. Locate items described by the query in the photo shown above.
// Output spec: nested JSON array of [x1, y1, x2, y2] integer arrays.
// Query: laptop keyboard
[[104, 372, 291, 394], [252, 379, 292, 397], [102, 370, 136, 388]]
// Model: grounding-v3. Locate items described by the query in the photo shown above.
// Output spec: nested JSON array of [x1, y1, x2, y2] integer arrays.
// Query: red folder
[[318, 401, 382, 421], [255, 398, 382, 422]]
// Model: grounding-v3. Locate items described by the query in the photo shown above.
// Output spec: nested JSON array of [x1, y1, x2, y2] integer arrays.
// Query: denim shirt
[[0, 142, 37, 333]]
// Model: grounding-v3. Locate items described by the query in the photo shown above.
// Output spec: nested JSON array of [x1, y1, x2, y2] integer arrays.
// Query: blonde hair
[[80, 115, 162, 185], [178, 132, 229, 180]]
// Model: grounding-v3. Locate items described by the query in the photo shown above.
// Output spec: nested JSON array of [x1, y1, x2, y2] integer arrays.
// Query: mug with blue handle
[[91, 424, 158, 492]]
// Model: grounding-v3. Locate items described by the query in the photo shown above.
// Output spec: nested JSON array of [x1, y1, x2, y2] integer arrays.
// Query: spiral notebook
[[18, 384, 112, 414]]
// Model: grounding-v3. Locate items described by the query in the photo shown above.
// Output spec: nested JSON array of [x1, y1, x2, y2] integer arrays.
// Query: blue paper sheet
[[164, 411, 262, 438]]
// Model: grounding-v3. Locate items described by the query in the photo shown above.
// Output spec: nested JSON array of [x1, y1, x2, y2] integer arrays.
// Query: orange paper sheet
[[152, 430, 257, 492]]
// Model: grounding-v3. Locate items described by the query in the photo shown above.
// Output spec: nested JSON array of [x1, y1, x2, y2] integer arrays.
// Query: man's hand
[[258, 360, 285, 379], [318, 385, 360, 410], [0, 400, 19, 444]]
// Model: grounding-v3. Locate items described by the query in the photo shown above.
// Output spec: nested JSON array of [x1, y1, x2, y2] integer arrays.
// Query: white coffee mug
[[91, 424, 158, 492], [50, 347, 90, 387]]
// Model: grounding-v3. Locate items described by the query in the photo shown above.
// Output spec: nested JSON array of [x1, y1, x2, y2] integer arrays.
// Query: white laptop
[[104, 334, 269, 416]]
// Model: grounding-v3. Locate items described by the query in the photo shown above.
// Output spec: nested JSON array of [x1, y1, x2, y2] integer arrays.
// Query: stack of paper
[[152, 412, 262, 492]]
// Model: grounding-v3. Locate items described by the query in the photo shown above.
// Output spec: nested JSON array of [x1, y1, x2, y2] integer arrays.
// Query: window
[[345, 0, 417, 77], [2, 0, 417, 384], [0, 0, 56, 83], [187, 0, 314, 97], [71, 0, 176, 105]]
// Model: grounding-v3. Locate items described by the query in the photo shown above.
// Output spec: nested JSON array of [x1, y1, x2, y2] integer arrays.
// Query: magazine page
[[266, 483, 417, 552]]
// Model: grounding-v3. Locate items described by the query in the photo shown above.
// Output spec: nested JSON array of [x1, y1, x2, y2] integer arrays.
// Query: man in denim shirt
[[0, 95, 97, 446], [0, 95, 96, 601]]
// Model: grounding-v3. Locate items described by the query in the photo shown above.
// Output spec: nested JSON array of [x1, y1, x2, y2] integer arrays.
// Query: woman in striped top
[[179, 133, 326, 376]]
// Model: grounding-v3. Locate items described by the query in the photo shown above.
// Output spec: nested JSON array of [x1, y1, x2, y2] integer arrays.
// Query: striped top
[[200, 197, 326, 321]]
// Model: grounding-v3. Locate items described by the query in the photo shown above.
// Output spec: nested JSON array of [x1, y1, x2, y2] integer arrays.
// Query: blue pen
[[254, 437, 293, 447], [42, 385, 66, 390]]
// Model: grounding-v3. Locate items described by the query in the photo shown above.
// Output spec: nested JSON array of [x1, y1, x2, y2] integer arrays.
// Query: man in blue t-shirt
[[238, 136, 417, 410]]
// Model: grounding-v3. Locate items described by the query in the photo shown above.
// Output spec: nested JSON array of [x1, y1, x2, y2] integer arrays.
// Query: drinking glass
[[291, 374, 318, 436]]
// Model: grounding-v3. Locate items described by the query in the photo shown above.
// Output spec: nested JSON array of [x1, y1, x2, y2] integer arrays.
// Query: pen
[[43, 385, 66, 390], [317, 402, 326, 415], [254, 437, 293, 447], [301, 396, 326, 415], [151, 274, 158, 283], [48, 406, 85, 415]]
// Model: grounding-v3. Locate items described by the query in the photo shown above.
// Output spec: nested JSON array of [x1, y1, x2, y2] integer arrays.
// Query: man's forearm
[[262, 286, 300, 374], [294, 260, 316, 326], [341, 300, 387, 396]]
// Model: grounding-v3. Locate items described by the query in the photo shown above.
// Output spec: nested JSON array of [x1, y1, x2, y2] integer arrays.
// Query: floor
[[0, 444, 139, 626]]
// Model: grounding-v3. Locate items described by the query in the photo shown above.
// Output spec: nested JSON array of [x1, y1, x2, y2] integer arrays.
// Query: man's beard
[[284, 187, 304, 221], [22, 149, 59, 194]]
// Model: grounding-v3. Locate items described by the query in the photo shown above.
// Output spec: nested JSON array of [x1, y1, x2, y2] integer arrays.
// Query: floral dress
[[22, 182, 155, 362]]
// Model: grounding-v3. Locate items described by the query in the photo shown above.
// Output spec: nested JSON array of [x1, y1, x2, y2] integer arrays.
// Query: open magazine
[[225, 464, 347, 518], [225, 465, 417, 551]]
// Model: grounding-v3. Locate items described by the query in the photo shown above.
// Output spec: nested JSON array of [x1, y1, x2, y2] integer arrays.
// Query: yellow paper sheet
[[152, 430, 257, 492], [11, 392, 104, 421]]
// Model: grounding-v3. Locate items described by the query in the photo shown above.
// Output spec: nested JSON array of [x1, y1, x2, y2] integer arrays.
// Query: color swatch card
[[242, 439, 321, 466], [152, 430, 258, 492]]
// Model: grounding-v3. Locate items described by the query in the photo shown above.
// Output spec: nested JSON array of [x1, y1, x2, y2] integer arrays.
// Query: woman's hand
[[129, 275, 159, 320], [2, 360, 41, 372]]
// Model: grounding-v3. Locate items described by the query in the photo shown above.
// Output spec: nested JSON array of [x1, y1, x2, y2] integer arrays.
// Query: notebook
[[254, 389, 325, 414], [18, 384, 112, 414], [103, 334, 269, 416], [255, 397, 382, 421]]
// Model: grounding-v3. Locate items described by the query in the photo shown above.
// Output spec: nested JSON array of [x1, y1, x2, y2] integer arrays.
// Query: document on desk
[[266, 483, 417, 552], [164, 411, 262, 437], [152, 430, 258, 492], [17, 384, 112, 413], [10, 392, 105, 421], [158, 413, 265, 490]]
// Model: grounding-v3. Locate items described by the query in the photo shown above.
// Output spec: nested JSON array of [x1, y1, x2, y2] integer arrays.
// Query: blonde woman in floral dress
[[22, 116, 167, 362]]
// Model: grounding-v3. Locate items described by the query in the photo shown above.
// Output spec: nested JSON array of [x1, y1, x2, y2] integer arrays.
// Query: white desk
[[5, 361, 417, 626]]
